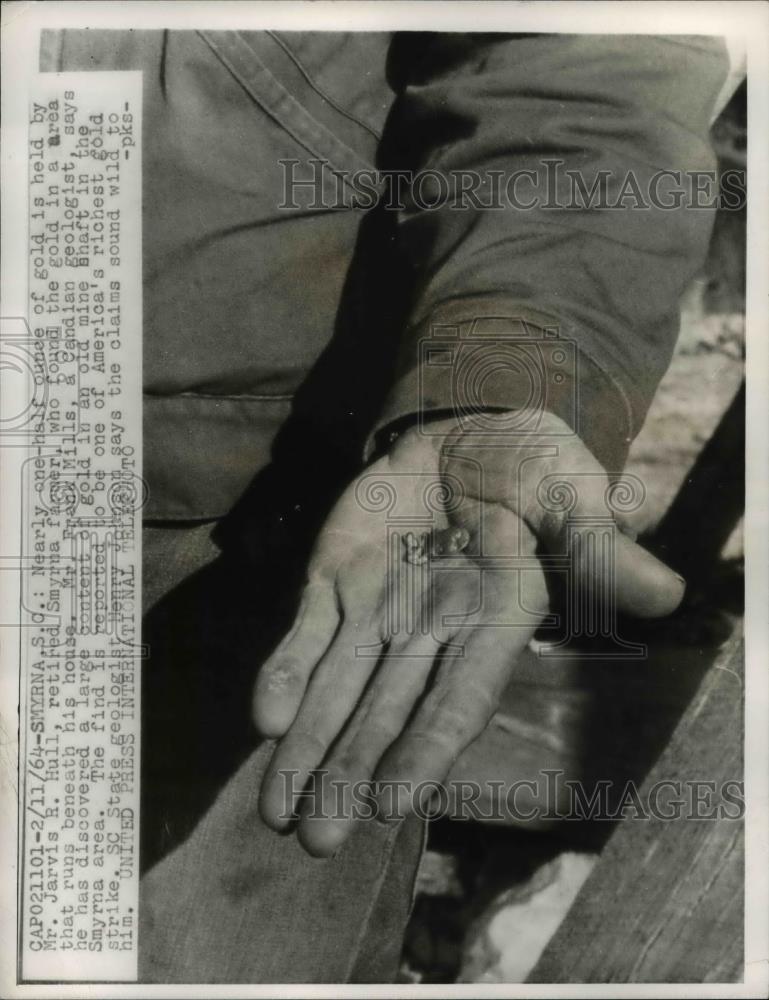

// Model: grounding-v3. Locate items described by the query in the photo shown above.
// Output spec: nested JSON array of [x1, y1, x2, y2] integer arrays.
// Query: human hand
[[253, 411, 685, 855]]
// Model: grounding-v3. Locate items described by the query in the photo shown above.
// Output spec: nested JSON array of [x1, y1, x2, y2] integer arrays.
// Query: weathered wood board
[[528, 631, 744, 983]]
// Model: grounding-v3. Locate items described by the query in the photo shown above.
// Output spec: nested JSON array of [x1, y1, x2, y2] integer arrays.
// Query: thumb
[[441, 415, 686, 620], [532, 480, 686, 619], [571, 524, 687, 619]]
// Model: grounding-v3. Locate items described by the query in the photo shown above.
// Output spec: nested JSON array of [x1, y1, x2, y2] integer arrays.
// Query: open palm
[[254, 412, 684, 855]]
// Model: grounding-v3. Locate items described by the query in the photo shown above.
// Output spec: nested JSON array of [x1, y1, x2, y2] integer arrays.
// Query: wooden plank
[[527, 631, 744, 983]]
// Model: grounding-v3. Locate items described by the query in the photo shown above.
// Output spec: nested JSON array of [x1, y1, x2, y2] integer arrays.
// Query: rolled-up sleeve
[[372, 33, 730, 470]]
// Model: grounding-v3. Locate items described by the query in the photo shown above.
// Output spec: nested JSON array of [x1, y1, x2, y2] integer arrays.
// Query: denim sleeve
[[372, 34, 730, 471]]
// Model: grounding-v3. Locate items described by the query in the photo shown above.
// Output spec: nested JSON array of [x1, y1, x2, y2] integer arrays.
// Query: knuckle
[[464, 676, 499, 722], [284, 727, 330, 760], [425, 686, 493, 742], [363, 715, 403, 749], [406, 727, 461, 756], [432, 705, 476, 742], [370, 691, 410, 724]]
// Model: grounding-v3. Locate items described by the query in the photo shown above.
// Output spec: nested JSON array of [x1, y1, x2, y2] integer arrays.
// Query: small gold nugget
[[403, 526, 470, 565]]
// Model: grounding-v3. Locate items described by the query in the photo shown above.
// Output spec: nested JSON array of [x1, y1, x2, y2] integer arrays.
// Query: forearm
[[374, 33, 730, 470]]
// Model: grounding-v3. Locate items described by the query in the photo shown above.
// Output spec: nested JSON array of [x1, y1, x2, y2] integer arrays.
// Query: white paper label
[[19, 71, 142, 983]]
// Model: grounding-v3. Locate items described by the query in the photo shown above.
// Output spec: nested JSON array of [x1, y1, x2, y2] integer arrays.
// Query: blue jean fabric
[[139, 524, 425, 983], [140, 743, 425, 983]]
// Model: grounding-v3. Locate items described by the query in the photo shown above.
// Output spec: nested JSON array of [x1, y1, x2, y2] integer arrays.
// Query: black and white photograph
[[0, 1, 767, 995]]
